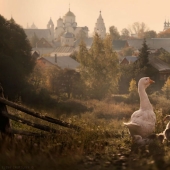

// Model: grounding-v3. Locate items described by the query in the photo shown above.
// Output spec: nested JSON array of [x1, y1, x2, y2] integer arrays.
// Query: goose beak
[[149, 78, 155, 84]]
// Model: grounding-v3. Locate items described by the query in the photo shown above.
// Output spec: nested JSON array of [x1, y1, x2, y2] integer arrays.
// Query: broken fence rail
[[2, 111, 68, 134], [0, 97, 81, 132]]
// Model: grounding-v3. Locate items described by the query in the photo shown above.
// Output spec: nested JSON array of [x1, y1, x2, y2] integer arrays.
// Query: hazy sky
[[0, 0, 170, 35]]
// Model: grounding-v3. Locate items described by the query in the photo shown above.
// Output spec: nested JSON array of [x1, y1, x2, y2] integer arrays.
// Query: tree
[[118, 64, 134, 94], [158, 52, 170, 64], [157, 28, 170, 38], [53, 69, 84, 99], [133, 39, 150, 78], [109, 26, 120, 40], [77, 33, 119, 99], [128, 22, 149, 38], [144, 30, 157, 38], [129, 79, 137, 93], [128, 79, 139, 102], [121, 46, 134, 56], [162, 77, 170, 99], [0, 15, 35, 99], [120, 28, 130, 39]]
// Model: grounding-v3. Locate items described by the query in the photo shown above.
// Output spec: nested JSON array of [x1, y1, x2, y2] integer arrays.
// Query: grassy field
[[1, 95, 170, 170]]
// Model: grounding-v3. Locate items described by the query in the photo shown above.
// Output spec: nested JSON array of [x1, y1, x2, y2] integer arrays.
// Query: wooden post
[[0, 84, 12, 137]]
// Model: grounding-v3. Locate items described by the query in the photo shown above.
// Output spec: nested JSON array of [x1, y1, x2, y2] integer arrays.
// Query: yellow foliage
[[162, 77, 170, 99], [129, 79, 137, 93]]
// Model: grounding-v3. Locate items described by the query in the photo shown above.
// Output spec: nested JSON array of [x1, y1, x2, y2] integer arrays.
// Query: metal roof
[[53, 46, 75, 54], [24, 29, 51, 40], [42, 56, 80, 70], [149, 56, 170, 72], [127, 38, 170, 53]]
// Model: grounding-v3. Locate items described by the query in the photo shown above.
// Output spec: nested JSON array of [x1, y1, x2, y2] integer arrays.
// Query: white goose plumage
[[124, 77, 156, 138]]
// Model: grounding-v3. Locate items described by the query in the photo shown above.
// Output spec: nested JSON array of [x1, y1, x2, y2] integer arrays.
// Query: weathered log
[[0, 97, 81, 131], [0, 85, 12, 136], [11, 129, 46, 137], [2, 111, 67, 134]]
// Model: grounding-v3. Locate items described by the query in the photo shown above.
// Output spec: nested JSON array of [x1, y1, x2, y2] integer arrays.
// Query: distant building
[[94, 11, 106, 38], [37, 55, 80, 70], [24, 7, 89, 44], [119, 56, 138, 65], [55, 8, 89, 41], [163, 20, 170, 31]]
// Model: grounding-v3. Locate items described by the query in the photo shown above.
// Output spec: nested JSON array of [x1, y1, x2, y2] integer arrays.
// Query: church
[[24, 8, 106, 48]]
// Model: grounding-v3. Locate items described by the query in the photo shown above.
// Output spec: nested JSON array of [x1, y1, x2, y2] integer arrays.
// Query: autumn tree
[[162, 77, 170, 99], [128, 78, 139, 102], [28, 64, 46, 90], [157, 51, 170, 64], [144, 30, 157, 38], [109, 26, 120, 40], [45, 66, 85, 99], [77, 33, 119, 99], [118, 64, 134, 94], [158, 29, 170, 38], [121, 46, 134, 56], [120, 28, 130, 39], [129, 79, 137, 93], [128, 22, 149, 38]]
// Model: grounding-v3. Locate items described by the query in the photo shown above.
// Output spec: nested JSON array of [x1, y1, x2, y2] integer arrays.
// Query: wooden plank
[[2, 111, 67, 134], [0, 97, 81, 131], [11, 129, 46, 137]]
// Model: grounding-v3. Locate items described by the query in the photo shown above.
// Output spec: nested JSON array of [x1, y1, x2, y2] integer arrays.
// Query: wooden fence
[[0, 85, 81, 138]]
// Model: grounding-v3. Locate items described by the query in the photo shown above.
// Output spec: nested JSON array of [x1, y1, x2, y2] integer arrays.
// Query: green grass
[[1, 96, 170, 170]]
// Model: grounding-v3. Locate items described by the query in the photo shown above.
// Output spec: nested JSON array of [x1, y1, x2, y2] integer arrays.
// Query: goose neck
[[138, 85, 152, 110]]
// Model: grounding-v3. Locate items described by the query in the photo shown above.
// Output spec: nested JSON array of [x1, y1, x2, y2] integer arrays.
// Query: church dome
[[58, 17, 63, 21], [65, 10, 75, 17]]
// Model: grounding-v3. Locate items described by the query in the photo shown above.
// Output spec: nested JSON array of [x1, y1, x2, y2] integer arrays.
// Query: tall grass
[[1, 96, 170, 170]]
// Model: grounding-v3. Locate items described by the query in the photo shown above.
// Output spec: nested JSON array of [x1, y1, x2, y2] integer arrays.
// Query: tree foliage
[[158, 52, 170, 64], [120, 28, 130, 39], [133, 39, 150, 78], [128, 22, 149, 38], [128, 78, 139, 102], [129, 79, 137, 93], [162, 77, 170, 99], [118, 64, 134, 94], [120, 46, 135, 57], [109, 26, 120, 40], [157, 29, 170, 38], [0, 15, 35, 99], [144, 30, 157, 38], [77, 33, 119, 99], [48, 68, 84, 99]]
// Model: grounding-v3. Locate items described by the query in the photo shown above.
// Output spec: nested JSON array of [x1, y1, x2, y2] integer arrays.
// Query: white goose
[[124, 77, 156, 138]]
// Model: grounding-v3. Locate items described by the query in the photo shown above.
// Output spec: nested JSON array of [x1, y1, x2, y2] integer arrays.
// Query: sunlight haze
[[0, 0, 170, 35]]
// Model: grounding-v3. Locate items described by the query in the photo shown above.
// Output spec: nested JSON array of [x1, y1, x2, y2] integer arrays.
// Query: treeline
[[1, 14, 170, 110], [109, 22, 170, 40]]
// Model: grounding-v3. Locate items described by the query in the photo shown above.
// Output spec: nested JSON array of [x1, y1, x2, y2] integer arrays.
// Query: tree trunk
[[0, 85, 12, 137]]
